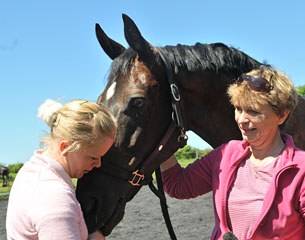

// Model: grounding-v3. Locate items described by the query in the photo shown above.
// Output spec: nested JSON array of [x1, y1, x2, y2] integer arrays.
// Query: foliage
[[174, 145, 212, 167], [72, 178, 77, 186], [296, 85, 305, 97], [0, 173, 16, 199], [175, 145, 196, 160], [8, 162, 24, 173], [0, 163, 7, 169]]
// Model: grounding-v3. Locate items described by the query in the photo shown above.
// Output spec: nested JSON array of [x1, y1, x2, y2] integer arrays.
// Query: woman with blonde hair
[[6, 99, 116, 240], [161, 66, 305, 239]]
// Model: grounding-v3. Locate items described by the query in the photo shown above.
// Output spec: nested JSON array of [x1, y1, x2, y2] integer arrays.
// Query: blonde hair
[[38, 99, 116, 153]]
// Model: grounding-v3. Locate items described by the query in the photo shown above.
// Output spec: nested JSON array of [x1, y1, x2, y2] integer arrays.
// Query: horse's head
[[76, 14, 184, 236]]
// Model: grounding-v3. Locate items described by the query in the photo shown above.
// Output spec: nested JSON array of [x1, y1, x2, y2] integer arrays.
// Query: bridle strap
[[145, 47, 188, 240], [150, 167, 177, 240], [158, 47, 185, 129], [138, 121, 180, 173]]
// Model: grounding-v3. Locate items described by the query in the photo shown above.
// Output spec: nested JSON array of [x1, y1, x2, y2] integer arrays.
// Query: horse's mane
[[108, 42, 261, 82], [162, 43, 261, 74]]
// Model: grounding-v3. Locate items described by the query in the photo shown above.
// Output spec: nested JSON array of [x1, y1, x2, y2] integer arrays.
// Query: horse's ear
[[95, 23, 126, 60], [122, 14, 155, 62]]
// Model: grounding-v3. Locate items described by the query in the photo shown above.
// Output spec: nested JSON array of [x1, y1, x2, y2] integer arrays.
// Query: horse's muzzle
[[99, 198, 127, 236], [78, 191, 127, 236]]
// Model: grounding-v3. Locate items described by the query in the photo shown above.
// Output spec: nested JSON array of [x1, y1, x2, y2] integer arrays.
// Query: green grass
[[72, 178, 77, 186], [0, 185, 12, 194]]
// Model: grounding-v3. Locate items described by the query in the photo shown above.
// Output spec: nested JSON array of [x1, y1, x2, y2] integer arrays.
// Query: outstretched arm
[[160, 155, 178, 172]]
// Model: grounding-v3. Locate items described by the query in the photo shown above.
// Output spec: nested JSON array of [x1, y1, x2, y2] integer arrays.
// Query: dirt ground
[[0, 198, 8, 240], [0, 187, 214, 240]]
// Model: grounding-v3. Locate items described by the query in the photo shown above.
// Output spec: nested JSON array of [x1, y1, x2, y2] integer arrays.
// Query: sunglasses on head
[[236, 74, 273, 92]]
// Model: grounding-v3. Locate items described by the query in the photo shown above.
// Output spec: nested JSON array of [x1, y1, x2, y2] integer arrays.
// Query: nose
[[94, 158, 102, 168], [237, 111, 249, 124]]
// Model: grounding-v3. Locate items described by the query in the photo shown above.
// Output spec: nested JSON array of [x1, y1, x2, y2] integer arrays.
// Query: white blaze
[[106, 82, 117, 100]]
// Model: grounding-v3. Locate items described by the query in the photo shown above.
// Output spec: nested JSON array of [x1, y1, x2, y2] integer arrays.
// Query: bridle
[[99, 47, 188, 239]]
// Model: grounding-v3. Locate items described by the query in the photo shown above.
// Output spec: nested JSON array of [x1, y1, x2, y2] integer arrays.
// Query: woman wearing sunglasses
[[161, 66, 305, 239]]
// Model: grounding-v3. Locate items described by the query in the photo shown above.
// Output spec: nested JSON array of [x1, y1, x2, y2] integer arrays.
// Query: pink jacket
[[162, 134, 305, 239], [6, 151, 88, 240]]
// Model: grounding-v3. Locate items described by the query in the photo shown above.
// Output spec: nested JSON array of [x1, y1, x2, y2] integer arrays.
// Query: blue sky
[[1, 1, 304, 165]]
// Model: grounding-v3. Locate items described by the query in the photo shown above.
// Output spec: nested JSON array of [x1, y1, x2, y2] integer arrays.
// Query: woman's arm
[[160, 155, 178, 172]]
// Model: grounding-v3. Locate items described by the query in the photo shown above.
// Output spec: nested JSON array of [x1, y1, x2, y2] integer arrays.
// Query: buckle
[[128, 170, 145, 187], [170, 84, 180, 102]]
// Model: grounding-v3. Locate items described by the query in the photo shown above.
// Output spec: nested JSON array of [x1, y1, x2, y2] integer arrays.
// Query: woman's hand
[[88, 231, 106, 240], [160, 155, 178, 172]]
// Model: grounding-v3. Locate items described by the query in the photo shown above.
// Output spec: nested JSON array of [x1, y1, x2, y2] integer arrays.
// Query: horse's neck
[[284, 97, 305, 150], [178, 73, 241, 148]]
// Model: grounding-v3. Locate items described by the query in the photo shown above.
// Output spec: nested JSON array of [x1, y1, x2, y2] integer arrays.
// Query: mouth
[[240, 126, 256, 134]]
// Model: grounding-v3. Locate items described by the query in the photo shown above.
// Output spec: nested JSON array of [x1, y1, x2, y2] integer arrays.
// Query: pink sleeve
[[298, 179, 305, 220], [36, 207, 85, 240], [162, 154, 214, 199], [31, 184, 88, 240]]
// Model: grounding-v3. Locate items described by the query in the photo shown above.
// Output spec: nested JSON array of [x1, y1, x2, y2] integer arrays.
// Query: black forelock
[[108, 49, 137, 83]]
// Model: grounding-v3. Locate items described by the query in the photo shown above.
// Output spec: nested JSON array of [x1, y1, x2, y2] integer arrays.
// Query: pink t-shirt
[[227, 156, 282, 239], [6, 151, 88, 240]]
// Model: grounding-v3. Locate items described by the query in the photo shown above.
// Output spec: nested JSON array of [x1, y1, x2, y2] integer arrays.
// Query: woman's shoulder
[[201, 139, 246, 166], [36, 178, 76, 200], [214, 139, 246, 154]]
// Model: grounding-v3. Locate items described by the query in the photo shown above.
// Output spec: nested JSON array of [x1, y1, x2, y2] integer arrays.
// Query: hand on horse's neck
[[250, 135, 285, 163]]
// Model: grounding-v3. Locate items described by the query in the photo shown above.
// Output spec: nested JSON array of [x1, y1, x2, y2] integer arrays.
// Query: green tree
[[296, 85, 305, 97], [175, 145, 196, 160], [8, 163, 24, 173], [175, 145, 212, 164], [198, 148, 212, 157]]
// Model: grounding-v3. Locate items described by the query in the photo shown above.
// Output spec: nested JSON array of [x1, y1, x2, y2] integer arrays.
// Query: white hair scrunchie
[[37, 99, 63, 127]]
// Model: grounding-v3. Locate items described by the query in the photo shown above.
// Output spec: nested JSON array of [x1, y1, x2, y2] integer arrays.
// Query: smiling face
[[234, 102, 287, 147], [65, 135, 115, 178]]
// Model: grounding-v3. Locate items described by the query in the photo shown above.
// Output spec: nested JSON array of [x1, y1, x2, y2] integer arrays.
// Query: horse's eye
[[131, 97, 145, 108]]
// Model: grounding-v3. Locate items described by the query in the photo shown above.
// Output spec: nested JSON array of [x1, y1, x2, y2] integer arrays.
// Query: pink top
[[227, 155, 282, 239], [6, 151, 88, 240]]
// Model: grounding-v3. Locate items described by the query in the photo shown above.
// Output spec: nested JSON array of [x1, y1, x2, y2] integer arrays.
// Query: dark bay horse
[[76, 14, 305, 236], [1, 166, 9, 187]]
